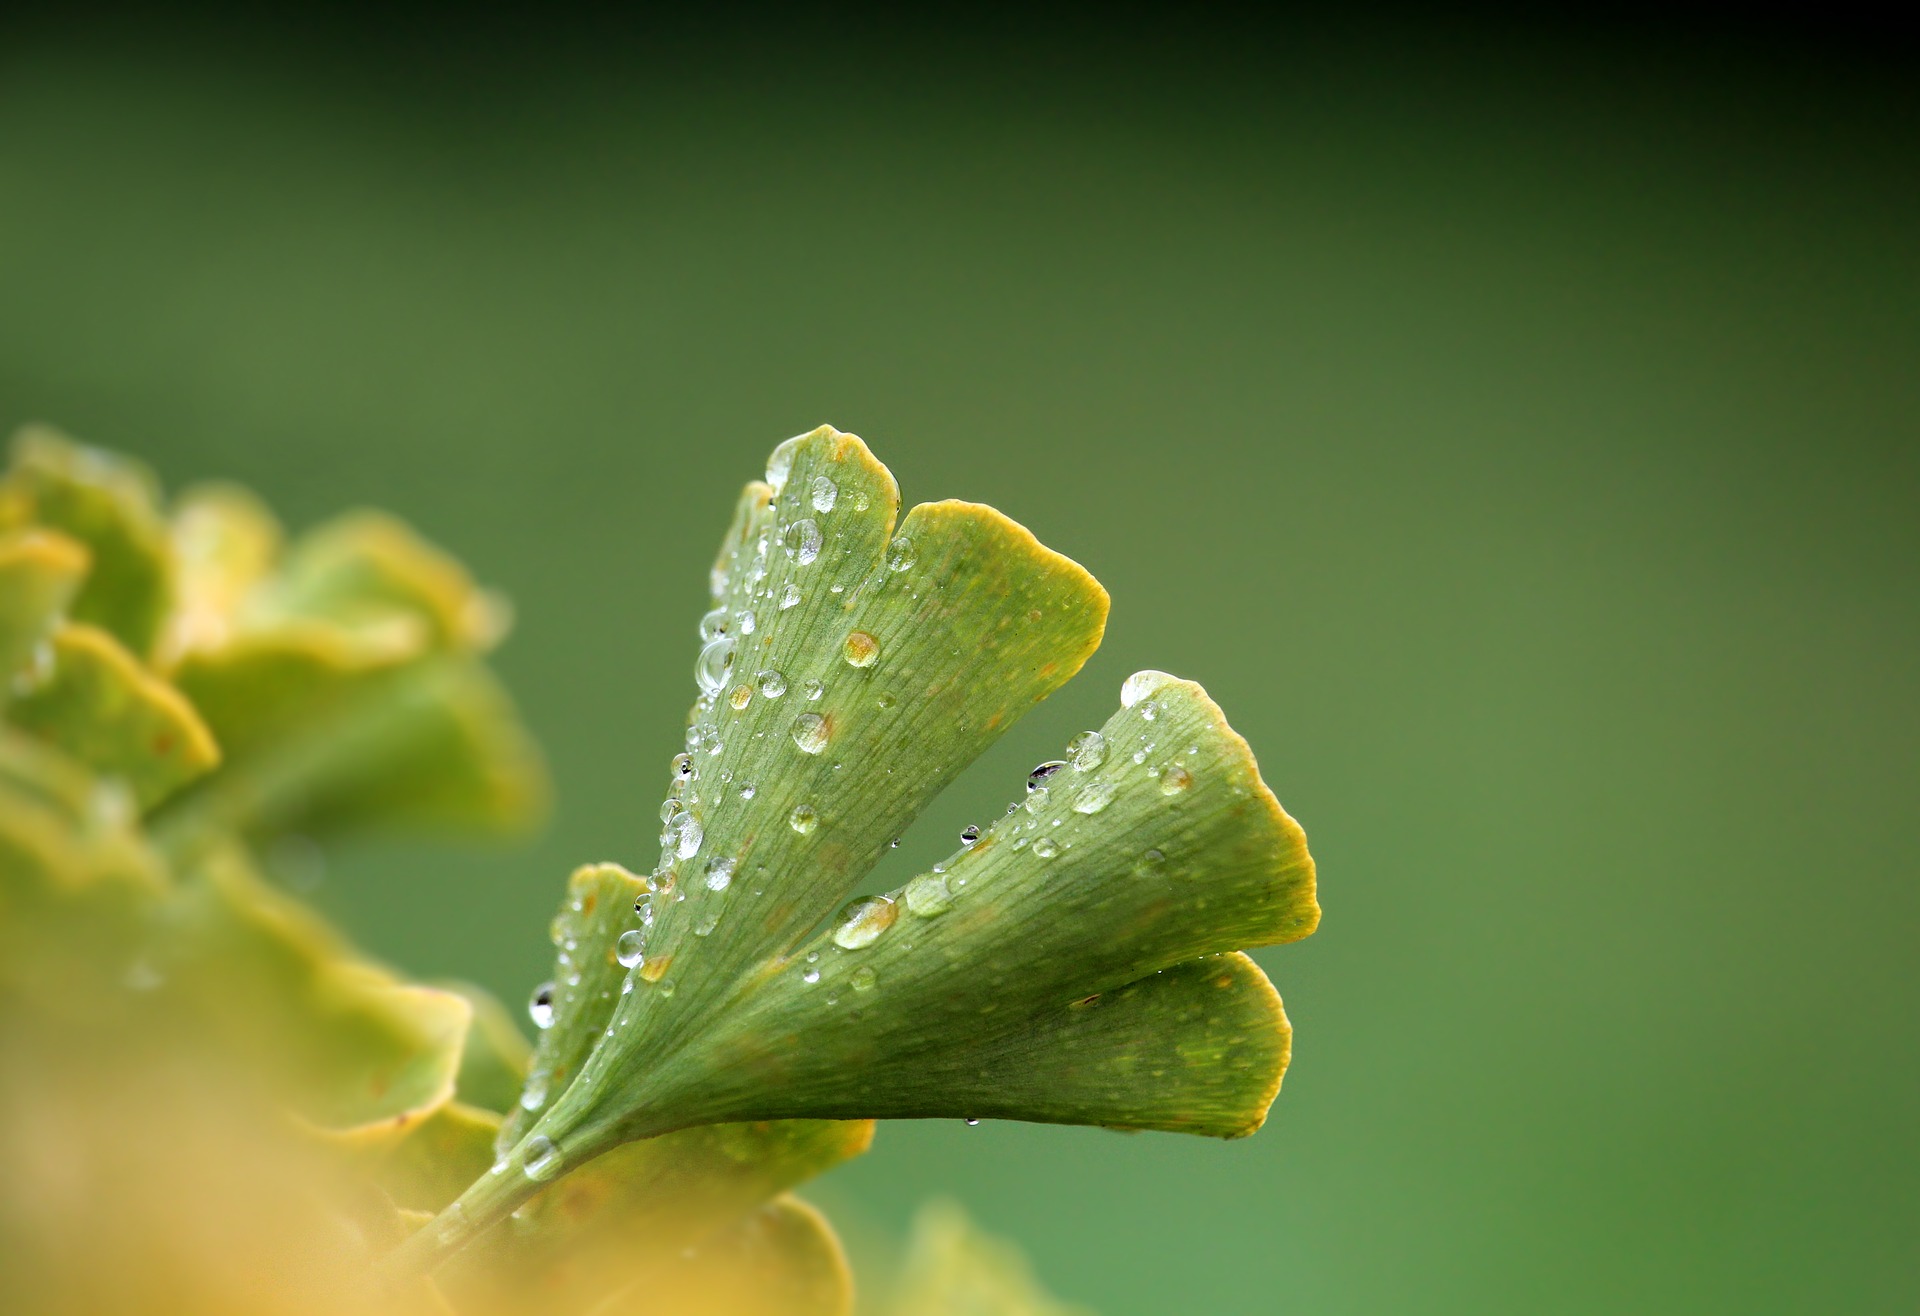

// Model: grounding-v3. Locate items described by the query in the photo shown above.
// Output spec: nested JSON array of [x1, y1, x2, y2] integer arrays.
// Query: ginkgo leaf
[[441, 981, 535, 1116], [889, 1200, 1091, 1316], [9, 622, 222, 809], [395, 428, 1317, 1271], [586, 1195, 852, 1316], [0, 528, 90, 702], [164, 845, 472, 1138], [160, 481, 284, 667], [374, 1101, 506, 1214], [2, 425, 175, 661], [438, 1121, 872, 1316]]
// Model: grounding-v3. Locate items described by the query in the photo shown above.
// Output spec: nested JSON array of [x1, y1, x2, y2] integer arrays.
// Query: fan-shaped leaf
[[0, 528, 89, 701]]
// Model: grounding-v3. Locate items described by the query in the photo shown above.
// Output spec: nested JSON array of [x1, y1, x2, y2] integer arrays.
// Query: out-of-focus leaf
[[441, 980, 533, 1115], [0, 528, 89, 701], [889, 1200, 1091, 1316], [253, 509, 509, 652], [161, 481, 284, 667], [590, 1195, 854, 1316], [374, 1102, 504, 1214], [9, 622, 221, 809], [165, 846, 472, 1137], [2, 425, 175, 660]]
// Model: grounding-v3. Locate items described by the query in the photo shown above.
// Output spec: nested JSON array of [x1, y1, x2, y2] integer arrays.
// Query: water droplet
[[739, 781, 757, 800], [1032, 836, 1060, 859], [802, 969, 821, 984], [1025, 785, 1051, 812], [851, 965, 877, 992], [696, 636, 735, 696], [616, 930, 646, 968], [1160, 763, 1193, 795], [1027, 760, 1067, 792], [633, 893, 653, 920], [876, 691, 895, 709], [671, 753, 694, 779], [965, 1118, 981, 1127], [756, 669, 787, 698], [1072, 780, 1117, 814], [1139, 848, 1166, 872], [832, 895, 899, 949], [694, 911, 719, 936], [885, 535, 917, 572], [1068, 730, 1107, 771], [779, 582, 802, 610], [705, 855, 736, 891], [1121, 669, 1177, 708], [766, 435, 804, 492], [810, 474, 838, 512], [648, 868, 678, 896], [843, 630, 880, 667], [789, 803, 818, 834], [904, 872, 952, 917], [959, 824, 980, 847], [791, 713, 829, 754], [675, 814, 704, 859], [804, 678, 824, 700], [781, 518, 822, 565], [699, 607, 731, 641], [1142, 700, 1160, 722], [528, 982, 556, 1029], [519, 1069, 549, 1110], [639, 954, 672, 983], [726, 683, 753, 710], [738, 609, 756, 635], [522, 1135, 562, 1180]]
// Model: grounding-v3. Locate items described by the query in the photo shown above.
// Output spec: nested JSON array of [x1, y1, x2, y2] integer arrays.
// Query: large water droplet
[[675, 814, 704, 859], [832, 895, 898, 949], [696, 636, 735, 696], [705, 855, 736, 890], [843, 630, 880, 667], [791, 713, 829, 754], [700, 608, 731, 642], [765, 435, 804, 493], [802, 968, 821, 984], [738, 781, 757, 800], [1025, 785, 1051, 813], [671, 752, 694, 779], [803, 678, 824, 701], [728, 683, 753, 710], [779, 582, 802, 610], [904, 872, 952, 917], [528, 982, 556, 1030], [1068, 730, 1107, 771], [851, 965, 877, 992], [1072, 780, 1117, 814], [782, 518, 823, 565], [522, 1135, 562, 1181], [757, 669, 787, 698], [616, 929, 646, 968], [1121, 670, 1177, 708], [738, 609, 756, 635], [810, 474, 838, 512], [885, 535, 917, 572], [789, 803, 818, 834], [519, 1069, 549, 1111], [1160, 763, 1193, 795], [959, 824, 980, 847], [1028, 760, 1067, 792], [1032, 836, 1060, 859]]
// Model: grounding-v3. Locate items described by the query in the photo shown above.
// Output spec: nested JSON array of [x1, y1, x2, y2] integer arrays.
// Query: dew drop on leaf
[[1032, 836, 1060, 859], [959, 824, 980, 847], [1028, 760, 1067, 792], [1121, 669, 1177, 708], [705, 855, 736, 890], [1160, 763, 1193, 795], [528, 982, 556, 1030], [1072, 780, 1117, 814], [728, 684, 753, 710], [615, 930, 646, 968], [904, 872, 952, 917], [765, 436, 803, 493], [519, 1069, 549, 1110], [810, 474, 838, 512], [851, 965, 877, 992], [1068, 730, 1107, 771], [696, 636, 735, 696], [804, 678, 824, 700], [885, 535, 917, 572], [791, 713, 829, 754], [843, 630, 880, 667], [779, 582, 802, 610], [738, 609, 756, 635], [757, 669, 787, 698], [699, 607, 730, 641], [781, 518, 823, 565], [832, 895, 899, 949], [671, 753, 694, 779], [789, 803, 818, 834], [802, 969, 821, 984], [522, 1135, 563, 1181], [675, 814, 704, 859]]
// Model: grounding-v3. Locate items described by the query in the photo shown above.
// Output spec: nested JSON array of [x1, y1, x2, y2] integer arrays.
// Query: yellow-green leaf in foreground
[[441, 980, 535, 1116], [2, 425, 175, 661], [598, 1194, 853, 1316], [161, 481, 284, 666], [9, 622, 222, 808], [0, 528, 89, 702]]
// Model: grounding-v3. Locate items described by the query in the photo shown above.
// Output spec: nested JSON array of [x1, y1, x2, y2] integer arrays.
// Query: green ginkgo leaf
[[2, 425, 175, 661], [8, 622, 222, 809], [441, 980, 536, 1116], [391, 427, 1317, 1273], [0, 528, 90, 702]]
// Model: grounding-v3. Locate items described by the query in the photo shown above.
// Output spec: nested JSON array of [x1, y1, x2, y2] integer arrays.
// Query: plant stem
[[380, 1147, 544, 1279]]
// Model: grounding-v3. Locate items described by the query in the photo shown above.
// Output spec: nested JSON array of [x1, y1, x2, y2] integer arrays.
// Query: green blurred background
[[3, 13, 1915, 1312]]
